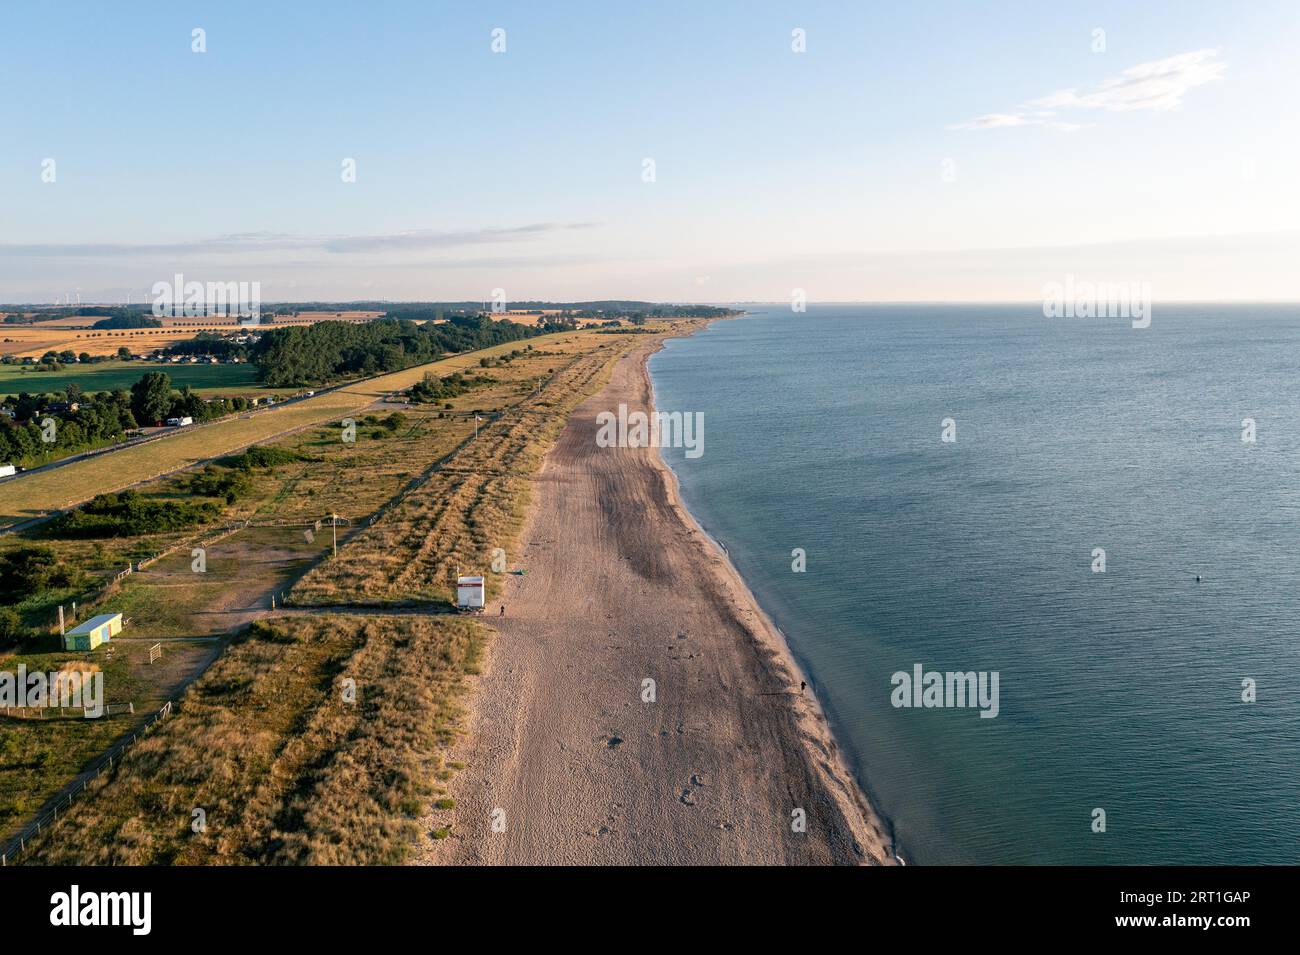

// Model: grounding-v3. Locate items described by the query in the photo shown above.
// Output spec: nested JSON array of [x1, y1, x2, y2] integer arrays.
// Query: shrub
[[221, 445, 304, 470], [186, 466, 253, 502], [49, 490, 220, 538], [0, 545, 74, 602]]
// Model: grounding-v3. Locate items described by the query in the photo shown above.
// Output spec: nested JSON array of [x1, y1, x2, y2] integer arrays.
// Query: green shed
[[64, 612, 123, 651]]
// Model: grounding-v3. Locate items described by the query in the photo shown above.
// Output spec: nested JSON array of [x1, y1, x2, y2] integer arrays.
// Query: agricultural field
[[0, 330, 598, 527], [0, 360, 265, 398], [272, 310, 384, 324], [0, 323, 233, 359], [499, 310, 606, 327], [0, 310, 386, 359]]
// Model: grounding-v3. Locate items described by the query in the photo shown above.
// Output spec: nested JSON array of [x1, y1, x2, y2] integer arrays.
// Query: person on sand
[[500, 605, 506, 617], [800, 681, 806, 693]]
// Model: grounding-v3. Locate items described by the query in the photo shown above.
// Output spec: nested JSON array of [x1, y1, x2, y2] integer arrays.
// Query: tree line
[[251, 315, 552, 387]]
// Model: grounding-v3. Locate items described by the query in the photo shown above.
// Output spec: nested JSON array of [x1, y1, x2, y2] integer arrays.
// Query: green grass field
[[0, 360, 266, 399]]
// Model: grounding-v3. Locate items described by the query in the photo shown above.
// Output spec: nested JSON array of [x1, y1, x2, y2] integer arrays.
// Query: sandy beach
[[419, 335, 893, 865]]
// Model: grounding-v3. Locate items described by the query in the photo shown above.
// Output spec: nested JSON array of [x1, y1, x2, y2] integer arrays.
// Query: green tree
[[131, 371, 173, 425]]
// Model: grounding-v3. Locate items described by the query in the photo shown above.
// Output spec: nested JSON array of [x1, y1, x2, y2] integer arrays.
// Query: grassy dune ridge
[[23, 614, 487, 865], [289, 334, 656, 606]]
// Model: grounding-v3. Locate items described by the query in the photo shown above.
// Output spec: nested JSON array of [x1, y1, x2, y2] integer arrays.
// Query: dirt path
[[419, 341, 892, 865]]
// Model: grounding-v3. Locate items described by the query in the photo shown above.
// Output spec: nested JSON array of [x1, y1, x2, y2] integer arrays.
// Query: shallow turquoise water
[[648, 304, 1300, 865]]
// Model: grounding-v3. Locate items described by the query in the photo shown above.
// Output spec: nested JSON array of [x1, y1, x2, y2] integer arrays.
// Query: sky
[[1, 0, 1298, 304]]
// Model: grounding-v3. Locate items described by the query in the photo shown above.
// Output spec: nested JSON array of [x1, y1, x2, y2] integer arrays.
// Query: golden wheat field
[[0, 312, 389, 358]]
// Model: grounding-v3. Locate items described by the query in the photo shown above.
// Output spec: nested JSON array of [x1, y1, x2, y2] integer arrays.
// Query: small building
[[456, 576, 485, 611], [64, 612, 123, 651]]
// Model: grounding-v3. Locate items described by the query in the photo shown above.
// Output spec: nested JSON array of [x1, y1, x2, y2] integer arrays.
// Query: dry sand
[[418, 337, 893, 865]]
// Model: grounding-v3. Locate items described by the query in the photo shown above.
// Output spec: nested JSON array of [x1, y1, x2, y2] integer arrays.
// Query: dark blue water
[[649, 304, 1300, 865]]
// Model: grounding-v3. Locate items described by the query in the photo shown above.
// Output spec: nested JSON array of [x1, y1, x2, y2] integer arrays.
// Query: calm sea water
[[649, 304, 1300, 865]]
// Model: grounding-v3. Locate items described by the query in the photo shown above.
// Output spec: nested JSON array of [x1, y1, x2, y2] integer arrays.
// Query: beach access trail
[[421, 338, 893, 865]]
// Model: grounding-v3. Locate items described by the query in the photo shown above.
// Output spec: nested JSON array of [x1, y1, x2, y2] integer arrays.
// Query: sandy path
[[419, 339, 893, 865]]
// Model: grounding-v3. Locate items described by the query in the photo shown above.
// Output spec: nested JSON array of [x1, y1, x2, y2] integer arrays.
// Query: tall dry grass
[[290, 338, 639, 606], [23, 614, 487, 865]]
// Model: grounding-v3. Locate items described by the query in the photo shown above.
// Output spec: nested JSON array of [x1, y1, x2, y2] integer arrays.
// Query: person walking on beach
[[500, 604, 506, 617]]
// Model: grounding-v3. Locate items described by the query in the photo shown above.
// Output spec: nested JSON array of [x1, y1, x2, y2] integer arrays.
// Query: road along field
[[0, 331, 596, 527]]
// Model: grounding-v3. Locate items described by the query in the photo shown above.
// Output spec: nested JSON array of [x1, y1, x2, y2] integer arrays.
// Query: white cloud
[[946, 112, 1033, 131], [950, 49, 1226, 131]]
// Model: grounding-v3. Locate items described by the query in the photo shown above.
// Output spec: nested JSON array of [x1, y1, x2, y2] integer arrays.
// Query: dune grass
[[21, 614, 488, 865], [289, 337, 642, 607]]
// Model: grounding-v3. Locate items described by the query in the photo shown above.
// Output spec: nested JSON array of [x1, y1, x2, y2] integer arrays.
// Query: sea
[[648, 303, 1300, 865]]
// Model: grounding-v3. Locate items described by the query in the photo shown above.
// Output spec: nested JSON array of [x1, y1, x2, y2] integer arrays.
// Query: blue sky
[[2, 0, 1297, 303]]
